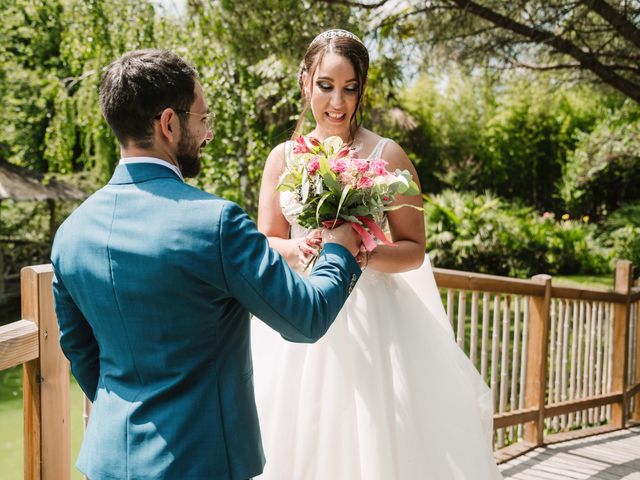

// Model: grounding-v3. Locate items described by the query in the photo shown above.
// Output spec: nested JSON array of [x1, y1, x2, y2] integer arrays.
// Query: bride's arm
[[258, 143, 318, 267], [364, 140, 426, 273]]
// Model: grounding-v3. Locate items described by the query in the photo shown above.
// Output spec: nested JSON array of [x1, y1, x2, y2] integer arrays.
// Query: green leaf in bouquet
[[392, 169, 420, 196], [383, 203, 424, 212], [335, 184, 352, 222], [402, 181, 420, 196], [340, 214, 361, 224], [348, 205, 375, 216], [319, 154, 332, 176], [321, 172, 342, 194], [276, 182, 295, 192], [315, 191, 333, 226]]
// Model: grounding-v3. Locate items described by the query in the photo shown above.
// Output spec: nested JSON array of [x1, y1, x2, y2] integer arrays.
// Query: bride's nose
[[330, 90, 346, 108]]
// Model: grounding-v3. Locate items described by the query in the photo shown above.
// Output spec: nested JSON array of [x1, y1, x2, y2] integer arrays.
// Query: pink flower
[[335, 145, 351, 160], [357, 176, 374, 190], [352, 158, 369, 174], [293, 136, 320, 154], [307, 155, 321, 175], [370, 158, 388, 176], [338, 172, 357, 187], [330, 158, 348, 173]]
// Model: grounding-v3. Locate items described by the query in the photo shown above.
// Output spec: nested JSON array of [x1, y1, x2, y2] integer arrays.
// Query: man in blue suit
[[51, 49, 362, 480]]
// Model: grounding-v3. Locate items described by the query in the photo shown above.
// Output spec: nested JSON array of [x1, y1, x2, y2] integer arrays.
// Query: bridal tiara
[[313, 29, 364, 46]]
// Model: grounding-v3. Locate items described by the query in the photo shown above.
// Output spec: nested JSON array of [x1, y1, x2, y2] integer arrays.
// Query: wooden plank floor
[[499, 426, 640, 480]]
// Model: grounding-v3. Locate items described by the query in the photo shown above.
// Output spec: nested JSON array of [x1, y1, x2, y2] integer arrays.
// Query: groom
[[51, 49, 362, 480]]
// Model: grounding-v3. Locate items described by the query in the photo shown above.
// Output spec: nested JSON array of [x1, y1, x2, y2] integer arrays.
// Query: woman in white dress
[[251, 29, 503, 480]]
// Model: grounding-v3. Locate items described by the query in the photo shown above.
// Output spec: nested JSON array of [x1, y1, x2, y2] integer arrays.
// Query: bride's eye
[[316, 82, 332, 91], [345, 84, 359, 94]]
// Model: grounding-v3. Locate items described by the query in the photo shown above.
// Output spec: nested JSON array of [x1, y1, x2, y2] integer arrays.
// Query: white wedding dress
[[251, 139, 503, 480]]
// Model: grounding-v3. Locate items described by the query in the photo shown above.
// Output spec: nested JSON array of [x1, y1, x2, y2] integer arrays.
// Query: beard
[[176, 128, 205, 178]]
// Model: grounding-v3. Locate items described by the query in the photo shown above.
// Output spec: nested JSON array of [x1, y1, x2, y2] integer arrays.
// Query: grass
[[552, 274, 614, 290]]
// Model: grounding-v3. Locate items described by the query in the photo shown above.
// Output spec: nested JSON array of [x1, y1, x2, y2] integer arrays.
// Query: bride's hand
[[297, 229, 323, 264]]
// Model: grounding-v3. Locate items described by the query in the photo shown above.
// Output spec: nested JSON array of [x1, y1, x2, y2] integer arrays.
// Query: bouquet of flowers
[[278, 135, 421, 253]]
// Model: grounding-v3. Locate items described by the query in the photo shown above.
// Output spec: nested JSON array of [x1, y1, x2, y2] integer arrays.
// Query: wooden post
[[22, 264, 70, 480], [633, 298, 640, 421], [0, 199, 5, 301], [0, 246, 5, 303], [523, 274, 552, 445], [611, 260, 632, 427]]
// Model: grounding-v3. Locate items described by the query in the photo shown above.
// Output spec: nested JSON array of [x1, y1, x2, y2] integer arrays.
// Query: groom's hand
[[322, 224, 361, 257]]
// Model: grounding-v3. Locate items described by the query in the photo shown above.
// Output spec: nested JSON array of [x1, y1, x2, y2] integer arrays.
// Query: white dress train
[[251, 139, 503, 480]]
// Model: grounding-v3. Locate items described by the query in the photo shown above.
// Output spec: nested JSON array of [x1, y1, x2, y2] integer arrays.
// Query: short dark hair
[[99, 49, 198, 148]]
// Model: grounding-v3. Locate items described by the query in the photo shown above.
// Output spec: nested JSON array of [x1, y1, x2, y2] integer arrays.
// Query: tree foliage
[[336, 0, 640, 103]]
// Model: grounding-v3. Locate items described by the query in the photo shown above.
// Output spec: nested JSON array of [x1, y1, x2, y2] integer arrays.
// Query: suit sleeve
[[52, 268, 99, 400], [219, 202, 361, 343]]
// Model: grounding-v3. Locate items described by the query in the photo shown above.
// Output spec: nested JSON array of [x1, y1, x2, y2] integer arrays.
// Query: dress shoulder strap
[[368, 138, 391, 159]]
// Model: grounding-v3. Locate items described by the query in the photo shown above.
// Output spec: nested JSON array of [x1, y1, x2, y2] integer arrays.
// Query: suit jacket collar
[[108, 162, 184, 185]]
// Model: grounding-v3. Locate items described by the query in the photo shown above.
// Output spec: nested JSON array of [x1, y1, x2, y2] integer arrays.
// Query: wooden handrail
[[433, 268, 546, 296], [0, 319, 38, 370]]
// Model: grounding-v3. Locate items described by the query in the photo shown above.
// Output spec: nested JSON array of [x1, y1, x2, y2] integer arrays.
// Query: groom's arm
[[218, 202, 361, 343], [52, 268, 99, 400]]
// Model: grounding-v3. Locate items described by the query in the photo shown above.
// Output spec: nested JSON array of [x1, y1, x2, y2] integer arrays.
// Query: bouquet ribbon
[[322, 217, 397, 252]]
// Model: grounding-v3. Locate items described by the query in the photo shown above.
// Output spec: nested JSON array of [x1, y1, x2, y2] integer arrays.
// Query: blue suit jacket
[[51, 163, 361, 480]]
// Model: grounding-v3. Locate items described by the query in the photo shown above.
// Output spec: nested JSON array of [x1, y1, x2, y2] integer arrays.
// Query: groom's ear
[[157, 108, 179, 144]]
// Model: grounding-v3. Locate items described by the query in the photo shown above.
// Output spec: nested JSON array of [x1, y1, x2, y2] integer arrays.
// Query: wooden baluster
[[470, 291, 479, 368], [568, 300, 578, 428], [574, 301, 585, 426], [548, 298, 557, 430], [605, 303, 615, 421], [498, 295, 510, 445], [481, 292, 490, 382], [560, 299, 570, 430], [457, 290, 467, 351], [594, 302, 604, 422], [447, 289, 455, 328], [510, 296, 521, 441], [632, 300, 640, 421], [518, 297, 529, 439], [491, 293, 501, 448]]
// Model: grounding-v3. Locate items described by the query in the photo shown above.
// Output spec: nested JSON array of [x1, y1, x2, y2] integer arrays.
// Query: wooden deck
[[499, 425, 640, 479]]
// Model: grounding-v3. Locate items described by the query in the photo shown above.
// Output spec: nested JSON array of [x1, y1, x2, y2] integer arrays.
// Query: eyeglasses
[[154, 108, 216, 132]]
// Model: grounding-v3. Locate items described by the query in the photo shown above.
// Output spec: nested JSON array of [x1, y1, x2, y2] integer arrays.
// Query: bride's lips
[[325, 112, 346, 123]]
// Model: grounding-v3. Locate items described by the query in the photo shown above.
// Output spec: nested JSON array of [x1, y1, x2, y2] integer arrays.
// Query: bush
[[424, 190, 610, 277], [600, 203, 640, 268]]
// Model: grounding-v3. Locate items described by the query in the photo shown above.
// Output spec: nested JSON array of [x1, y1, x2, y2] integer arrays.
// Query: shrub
[[424, 190, 610, 277]]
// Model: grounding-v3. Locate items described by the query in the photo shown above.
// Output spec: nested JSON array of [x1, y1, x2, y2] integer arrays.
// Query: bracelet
[[361, 250, 369, 271]]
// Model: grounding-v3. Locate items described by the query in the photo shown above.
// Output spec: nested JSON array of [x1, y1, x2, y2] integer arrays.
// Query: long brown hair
[[293, 30, 369, 143]]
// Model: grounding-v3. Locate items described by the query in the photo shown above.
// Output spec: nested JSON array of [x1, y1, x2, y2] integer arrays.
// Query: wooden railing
[[434, 260, 640, 460], [0, 261, 638, 478]]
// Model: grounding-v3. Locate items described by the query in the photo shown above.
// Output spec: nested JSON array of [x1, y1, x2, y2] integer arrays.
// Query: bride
[[251, 29, 503, 480]]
